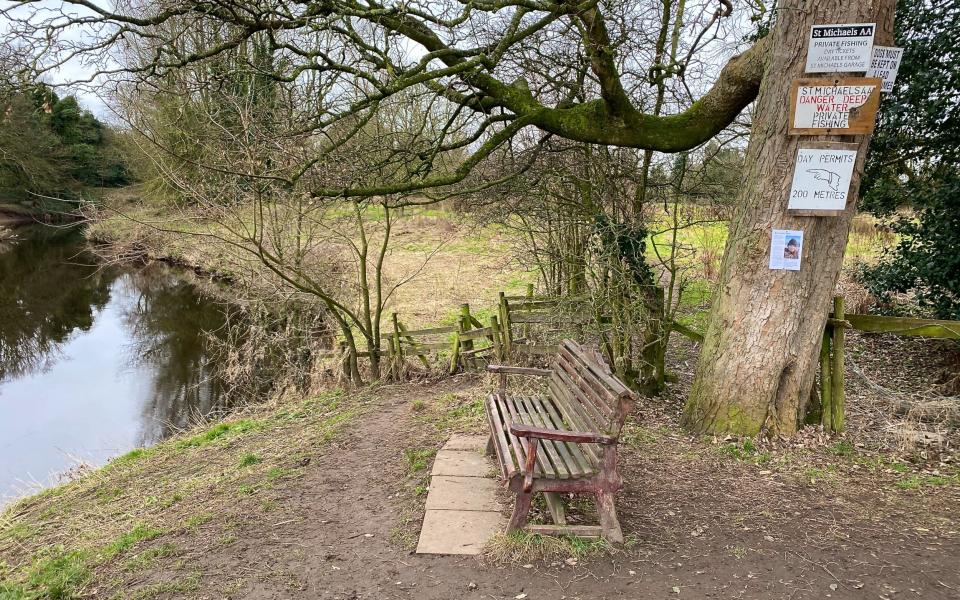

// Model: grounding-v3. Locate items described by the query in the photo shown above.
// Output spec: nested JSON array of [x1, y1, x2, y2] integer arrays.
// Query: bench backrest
[[547, 339, 636, 437]]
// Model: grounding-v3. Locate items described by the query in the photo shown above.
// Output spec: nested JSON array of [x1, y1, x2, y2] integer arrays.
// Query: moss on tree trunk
[[682, 0, 896, 436]]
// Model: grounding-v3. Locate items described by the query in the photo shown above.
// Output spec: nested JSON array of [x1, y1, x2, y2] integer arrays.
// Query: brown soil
[[114, 377, 958, 599], [3, 336, 959, 599]]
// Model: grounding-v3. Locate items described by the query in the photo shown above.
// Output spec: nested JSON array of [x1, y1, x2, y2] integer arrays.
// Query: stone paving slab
[[430, 449, 491, 477], [443, 434, 488, 452], [425, 475, 500, 512], [415, 509, 504, 555], [416, 436, 504, 555]]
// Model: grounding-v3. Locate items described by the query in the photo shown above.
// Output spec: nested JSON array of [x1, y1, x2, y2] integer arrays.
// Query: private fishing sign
[[805, 23, 876, 73], [789, 77, 881, 135]]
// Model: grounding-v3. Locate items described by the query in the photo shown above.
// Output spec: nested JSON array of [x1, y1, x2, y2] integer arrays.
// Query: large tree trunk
[[683, 0, 895, 436]]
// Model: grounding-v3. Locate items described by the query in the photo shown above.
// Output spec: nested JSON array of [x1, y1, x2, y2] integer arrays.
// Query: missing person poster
[[769, 230, 803, 271]]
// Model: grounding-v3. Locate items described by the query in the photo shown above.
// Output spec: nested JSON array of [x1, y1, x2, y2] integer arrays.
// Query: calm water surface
[[0, 226, 229, 505]]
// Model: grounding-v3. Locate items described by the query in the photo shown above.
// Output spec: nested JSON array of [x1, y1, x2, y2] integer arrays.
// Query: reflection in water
[[0, 226, 229, 504], [0, 227, 110, 381]]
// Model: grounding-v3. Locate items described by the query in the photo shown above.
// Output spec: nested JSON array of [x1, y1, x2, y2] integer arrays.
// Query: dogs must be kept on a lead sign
[[805, 23, 876, 73]]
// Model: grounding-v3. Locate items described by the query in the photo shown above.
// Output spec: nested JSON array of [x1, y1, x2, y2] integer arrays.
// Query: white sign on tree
[[805, 23, 876, 73], [788, 144, 859, 213], [867, 46, 904, 92]]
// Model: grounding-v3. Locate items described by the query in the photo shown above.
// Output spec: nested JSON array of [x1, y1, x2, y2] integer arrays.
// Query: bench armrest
[[509, 423, 616, 445], [487, 365, 552, 376]]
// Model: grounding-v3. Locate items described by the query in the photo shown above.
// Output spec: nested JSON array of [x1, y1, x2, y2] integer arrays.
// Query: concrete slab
[[415, 509, 504, 555], [430, 450, 491, 477], [444, 434, 488, 452], [425, 475, 501, 512]]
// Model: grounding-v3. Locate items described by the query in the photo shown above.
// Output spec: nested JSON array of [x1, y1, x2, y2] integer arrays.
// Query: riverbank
[[2, 349, 959, 598]]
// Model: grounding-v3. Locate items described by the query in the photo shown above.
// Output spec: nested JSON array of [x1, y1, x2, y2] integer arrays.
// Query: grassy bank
[[86, 191, 535, 329], [0, 387, 367, 599]]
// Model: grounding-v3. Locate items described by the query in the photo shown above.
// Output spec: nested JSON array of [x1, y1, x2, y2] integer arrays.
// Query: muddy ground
[[2, 334, 959, 600]]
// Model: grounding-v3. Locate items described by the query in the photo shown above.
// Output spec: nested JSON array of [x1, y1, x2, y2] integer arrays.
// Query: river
[[0, 225, 231, 506]]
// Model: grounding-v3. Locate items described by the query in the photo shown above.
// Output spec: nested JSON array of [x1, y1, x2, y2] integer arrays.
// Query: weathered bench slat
[[551, 366, 608, 432], [517, 396, 572, 479], [560, 341, 631, 397], [554, 352, 616, 419], [485, 394, 517, 478], [558, 346, 622, 409], [546, 377, 601, 466], [504, 395, 557, 478], [528, 395, 594, 477]]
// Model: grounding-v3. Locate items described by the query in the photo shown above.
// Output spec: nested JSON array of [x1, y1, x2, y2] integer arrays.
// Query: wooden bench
[[483, 339, 637, 542]]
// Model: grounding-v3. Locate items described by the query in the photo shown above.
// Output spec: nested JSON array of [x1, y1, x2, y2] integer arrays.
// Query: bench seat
[[483, 339, 637, 542], [486, 393, 600, 480]]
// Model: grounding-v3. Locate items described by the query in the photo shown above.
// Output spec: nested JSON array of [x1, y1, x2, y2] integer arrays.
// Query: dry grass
[[0, 387, 369, 598], [86, 193, 534, 330], [483, 531, 617, 565]]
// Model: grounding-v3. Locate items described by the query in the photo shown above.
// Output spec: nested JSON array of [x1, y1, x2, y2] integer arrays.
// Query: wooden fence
[[671, 295, 960, 434], [323, 289, 960, 432]]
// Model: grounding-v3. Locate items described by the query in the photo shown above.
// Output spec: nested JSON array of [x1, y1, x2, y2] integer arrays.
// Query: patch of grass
[[103, 523, 164, 560], [717, 439, 769, 464], [403, 448, 437, 475], [266, 467, 291, 481], [411, 399, 426, 412], [619, 424, 659, 448], [123, 571, 202, 600], [106, 447, 158, 469], [727, 545, 747, 559], [183, 512, 214, 530], [121, 543, 178, 573], [418, 393, 486, 432], [485, 531, 614, 564], [176, 419, 262, 449], [828, 440, 855, 457], [802, 466, 837, 485], [896, 473, 959, 490], [0, 522, 40, 543], [19, 546, 93, 600], [238, 452, 261, 467]]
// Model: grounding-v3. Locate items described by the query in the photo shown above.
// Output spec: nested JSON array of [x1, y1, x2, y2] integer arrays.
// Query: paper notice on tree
[[769, 230, 803, 271], [867, 46, 904, 92], [805, 23, 876, 73], [788, 147, 858, 211]]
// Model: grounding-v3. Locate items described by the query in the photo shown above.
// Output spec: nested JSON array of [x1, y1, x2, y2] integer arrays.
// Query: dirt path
[[161, 379, 960, 600]]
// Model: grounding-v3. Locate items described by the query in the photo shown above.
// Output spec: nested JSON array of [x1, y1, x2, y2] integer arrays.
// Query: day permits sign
[[787, 143, 859, 214], [789, 78, 881, 135], [805, 23, 876, 73], [867, 46, 904, 92]]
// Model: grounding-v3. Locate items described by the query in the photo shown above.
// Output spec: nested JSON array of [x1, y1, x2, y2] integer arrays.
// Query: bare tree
[[2, 0, 897, 435]]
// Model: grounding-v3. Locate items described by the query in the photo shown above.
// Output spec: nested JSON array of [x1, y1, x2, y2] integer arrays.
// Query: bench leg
[[485, 434, 495, 456], [507, 491, 533, 533], [543, 492, 566, 525], [596, 491, 624, 544]]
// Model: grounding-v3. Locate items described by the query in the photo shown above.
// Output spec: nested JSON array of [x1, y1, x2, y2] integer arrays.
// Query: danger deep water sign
[[789, 78, 881, 135]]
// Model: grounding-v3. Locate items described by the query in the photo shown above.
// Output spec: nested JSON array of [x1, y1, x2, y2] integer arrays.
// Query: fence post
[[449, 332, 461, 375], [523, 283, 534, 339], [819, 327, 833, 431], [392, 312, 403, 379], [498, 292, 513, 355], [459, 303, 474, 369], [490, 315, 503, 362], [397, 320, 430, 369], [830, 295, 846, 433]]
